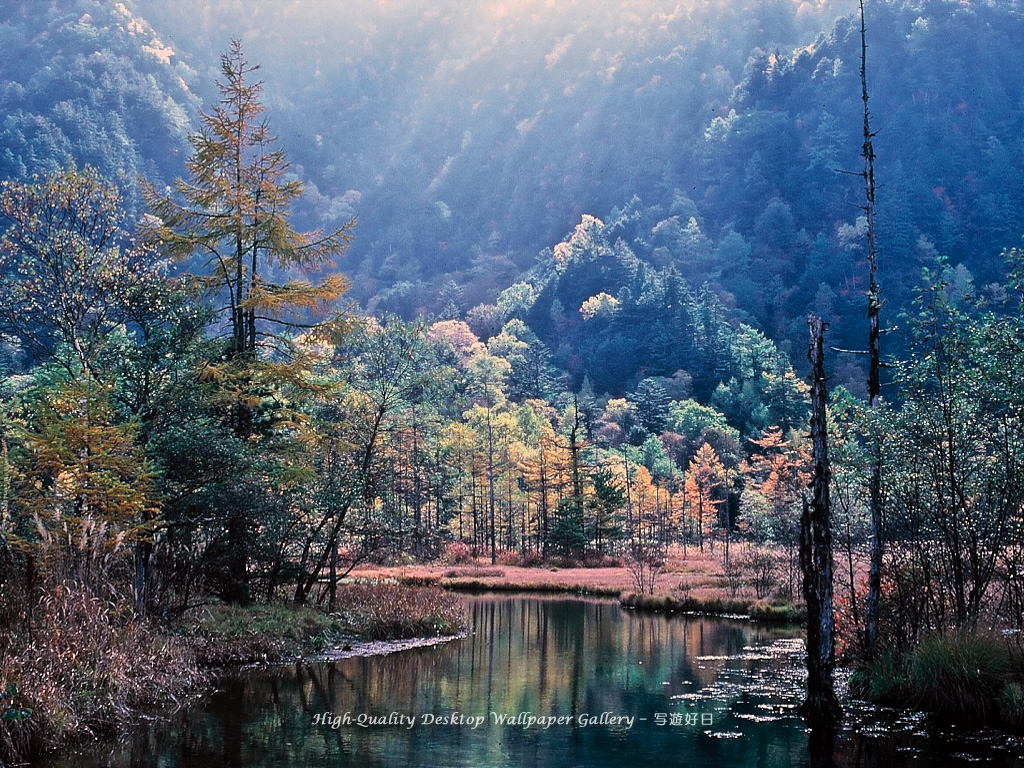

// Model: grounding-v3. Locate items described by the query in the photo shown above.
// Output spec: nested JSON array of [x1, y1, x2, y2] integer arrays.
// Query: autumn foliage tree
[[0, 164, 166, 379], [741, 427, 810, 597], [684, 442, 726, 553], [0, 165, 183, 614], [143, 41, 355, 603], [144, 39, 354, 434], [13, 381, 158, 593]]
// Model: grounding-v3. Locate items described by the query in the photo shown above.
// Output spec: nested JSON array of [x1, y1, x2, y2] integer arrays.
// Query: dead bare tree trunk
[[800, 314, 842, 725], [859, 0, 884, 661]]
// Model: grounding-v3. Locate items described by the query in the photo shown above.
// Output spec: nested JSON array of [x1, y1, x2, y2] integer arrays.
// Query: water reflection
[[46, 595, 1024, 767]]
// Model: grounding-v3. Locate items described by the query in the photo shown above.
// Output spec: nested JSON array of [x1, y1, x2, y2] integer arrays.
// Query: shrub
[[442, 568, 504, 578], [495, 550, 523, 566], [441, 541, 474, 565], [849, 648, 911, 704], [741, 546, 778, 599], [582, 552, 623, 568], [333, 583, 466, 640], [519, 550, 545, 567], [748, 601, 805, 623]]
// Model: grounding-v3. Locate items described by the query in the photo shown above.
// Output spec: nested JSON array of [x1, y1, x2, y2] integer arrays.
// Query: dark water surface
[[46, 595, 1024, 767]]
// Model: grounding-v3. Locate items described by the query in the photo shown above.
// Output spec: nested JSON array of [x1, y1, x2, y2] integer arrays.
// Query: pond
[[46, 595, 1024, 767]]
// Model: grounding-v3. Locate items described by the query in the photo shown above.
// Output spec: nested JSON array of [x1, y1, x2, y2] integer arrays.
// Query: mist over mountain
[[5, 0, 1024, 392], [133, 0, 858, 301]]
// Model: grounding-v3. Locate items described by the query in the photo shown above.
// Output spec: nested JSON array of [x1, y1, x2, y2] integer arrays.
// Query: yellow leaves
[[427, 320, 479, 364], [14, 380, 159, 575], [683, 442, 727, 541], [243, 273, 351, 314], [580, 292, 621, 320], [552, 241, 573, 269], [142, 41, 356, 368], [550, 214, 606, 271]]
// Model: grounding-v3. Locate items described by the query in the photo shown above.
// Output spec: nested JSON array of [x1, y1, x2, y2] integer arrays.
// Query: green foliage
[[909, 633, 1011, 723], [631, 378, 671, 434], [0, 164, 169, 377], [1, 683, 31, 722], [549, 497, 588, 560], [9, 4, 1024, 751], [999, 683, 1024, 730], [881, 254, 1024, 631], [181, 602, 346, 664], [587, 468, 625, 552]]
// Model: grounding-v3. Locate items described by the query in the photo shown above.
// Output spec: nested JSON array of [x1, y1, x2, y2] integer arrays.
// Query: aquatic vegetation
[[851, 631, 1023, 729]]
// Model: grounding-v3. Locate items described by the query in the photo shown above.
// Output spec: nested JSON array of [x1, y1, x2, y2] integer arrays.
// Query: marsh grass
[[183, 583, 467, 662], [333, 582, 466, 640], [909, 632, 1012, 723], [619, 592, 805, 622], [181, 602, 346, 665], [0, 583, 202, 764], [852, 631, 1024, 728]]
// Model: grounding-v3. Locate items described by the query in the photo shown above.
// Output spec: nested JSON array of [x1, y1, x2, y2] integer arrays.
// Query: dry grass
[[333, 582, 466, 640], [180, 584, 468, 663], [442, 567, 505, 578], [352, 547, 799, 608], [1, 583, 203, 764], [355, 563, 637, 595]]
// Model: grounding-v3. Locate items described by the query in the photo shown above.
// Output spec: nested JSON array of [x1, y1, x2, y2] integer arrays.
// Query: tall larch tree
[[144, 39, 354, 437], [144, 40, 354, 603]]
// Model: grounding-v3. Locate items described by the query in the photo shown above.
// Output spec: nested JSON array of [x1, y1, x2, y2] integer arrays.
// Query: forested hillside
[[0, 0, 198, 210], [7, 0, 1024, 391]]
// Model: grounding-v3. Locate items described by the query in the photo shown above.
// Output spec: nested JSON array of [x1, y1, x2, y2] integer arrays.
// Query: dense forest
[[3, 0, 1024, 760]]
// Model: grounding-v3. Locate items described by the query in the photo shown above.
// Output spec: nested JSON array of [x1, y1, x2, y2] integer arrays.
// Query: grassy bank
[[0, 585, 204, 764], [179, 582, 467, 666], [1, 582, 466, 764], [849, 631, 1024, 730], [620, 592, 806, 622], [357, 563, 639, 595]]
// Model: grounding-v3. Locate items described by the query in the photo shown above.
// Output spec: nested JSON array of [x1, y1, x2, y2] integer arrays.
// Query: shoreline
[[304, 633, 467, 663], [348, 561, 806, 623]]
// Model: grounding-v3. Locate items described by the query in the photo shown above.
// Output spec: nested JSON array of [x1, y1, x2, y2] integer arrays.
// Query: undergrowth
[[850, 631, 1024, 729], [0, 583, 203, 764]]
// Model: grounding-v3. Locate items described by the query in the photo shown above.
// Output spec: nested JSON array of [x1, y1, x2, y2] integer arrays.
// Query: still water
[[48, 595, 1024, 767]]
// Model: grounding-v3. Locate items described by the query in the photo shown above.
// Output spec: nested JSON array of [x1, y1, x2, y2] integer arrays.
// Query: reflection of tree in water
[[39, 597, 1023, 767]]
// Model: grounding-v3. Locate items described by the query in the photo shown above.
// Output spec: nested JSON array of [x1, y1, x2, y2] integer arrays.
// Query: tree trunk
[[133, 539, 152, 616], [799, 314, 842, 725], [859, 0, 884, 662]]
